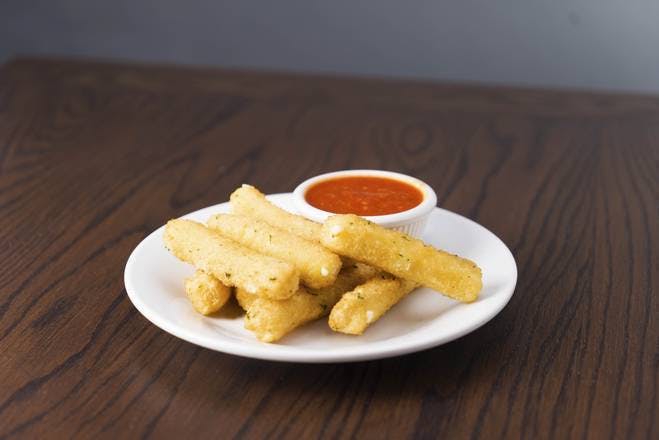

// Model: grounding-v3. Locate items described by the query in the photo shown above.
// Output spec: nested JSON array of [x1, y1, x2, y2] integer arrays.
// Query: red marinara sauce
[[305, 176, 424, 216]]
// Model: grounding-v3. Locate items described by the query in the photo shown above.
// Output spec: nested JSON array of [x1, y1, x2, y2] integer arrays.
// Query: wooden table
[[1, 58, 656, 439]]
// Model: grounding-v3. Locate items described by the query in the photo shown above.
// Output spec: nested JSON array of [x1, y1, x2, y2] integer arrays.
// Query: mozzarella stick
[[236, 286, 317, 343], [207, 214, 341, 289], [164, 219, 299, 300], [308, 262, 380, 306], [329, 275, 417, 335], [320, 214, 482, 302], [230, 184, 322, 243], [236, 263, 379, 342], [184, 270, 232, 315], [229, 184, 365, 269]]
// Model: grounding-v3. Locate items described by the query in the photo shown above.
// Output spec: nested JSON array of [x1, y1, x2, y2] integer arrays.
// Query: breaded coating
[[164, 219, 299, 300], [320, 214, 482, 302], [230, 184, 322, 243], [236, 286, 318, 343], [329, 275, 417, 335], [307, 262, 380, 306], [236, 263, 378, 342], [184, 270, 231, 315], [208, 214, 342, 289]]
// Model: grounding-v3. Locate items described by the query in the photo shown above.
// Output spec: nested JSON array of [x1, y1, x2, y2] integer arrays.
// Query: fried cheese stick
[[320, 214, 482, 302], [207, 214, 341, 289], [164, 219, 299, 300], [236, 263, 379, 342], [184, 270, 232, 315], [230, 184, 322, 243], [329, 275, 417, 335]]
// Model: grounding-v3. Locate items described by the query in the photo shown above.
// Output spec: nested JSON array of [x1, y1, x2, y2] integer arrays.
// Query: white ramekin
[[292, 170, 437, 238]]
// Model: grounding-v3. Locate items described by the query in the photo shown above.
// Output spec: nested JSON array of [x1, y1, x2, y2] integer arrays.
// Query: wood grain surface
[[0, 58, 657, 440]]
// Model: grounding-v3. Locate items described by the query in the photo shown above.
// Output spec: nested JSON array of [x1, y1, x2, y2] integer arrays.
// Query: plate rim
[[124, 193, 517, 363]]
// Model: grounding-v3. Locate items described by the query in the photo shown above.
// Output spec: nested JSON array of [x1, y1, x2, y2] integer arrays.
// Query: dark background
[[2, 0, 658, 92]]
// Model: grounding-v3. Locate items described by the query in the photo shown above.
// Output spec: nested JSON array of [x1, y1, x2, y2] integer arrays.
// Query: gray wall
[[2, 0, 658, 93]]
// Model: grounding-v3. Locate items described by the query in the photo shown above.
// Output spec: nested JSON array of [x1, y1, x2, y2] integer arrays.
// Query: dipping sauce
[[305, 176, 424, 216]]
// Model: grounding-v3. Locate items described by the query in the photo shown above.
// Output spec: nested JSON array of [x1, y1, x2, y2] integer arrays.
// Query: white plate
[[124, 193, 517, 363]]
